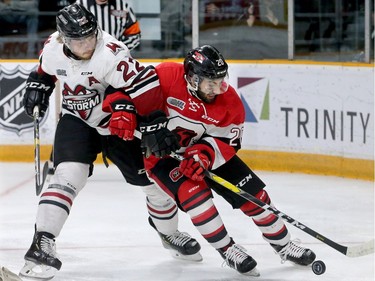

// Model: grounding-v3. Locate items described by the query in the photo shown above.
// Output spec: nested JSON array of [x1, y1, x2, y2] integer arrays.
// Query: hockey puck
[[312, 260, 326, 275]]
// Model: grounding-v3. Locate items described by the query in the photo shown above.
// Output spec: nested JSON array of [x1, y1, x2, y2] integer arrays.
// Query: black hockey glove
[[139, 110, 180, 158], [23, 71, 55, 118]]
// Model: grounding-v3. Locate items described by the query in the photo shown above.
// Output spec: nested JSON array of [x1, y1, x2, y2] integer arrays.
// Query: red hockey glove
[[103, 91, 137, 141], [179, 144, 214, 181]]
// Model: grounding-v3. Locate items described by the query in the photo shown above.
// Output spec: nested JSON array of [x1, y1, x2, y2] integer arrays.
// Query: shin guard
[[178, 180, 231, 249], [240, 190, 290, 246]]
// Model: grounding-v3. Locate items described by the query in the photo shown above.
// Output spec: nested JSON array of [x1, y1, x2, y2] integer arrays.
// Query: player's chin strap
[[135, 129, 374, 258]]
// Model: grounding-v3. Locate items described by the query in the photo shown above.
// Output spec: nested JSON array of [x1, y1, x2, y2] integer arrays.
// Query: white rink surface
[[0, 162, 374, 281]]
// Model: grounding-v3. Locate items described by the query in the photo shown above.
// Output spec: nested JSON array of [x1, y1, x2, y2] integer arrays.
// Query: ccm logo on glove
[[114, 103, 135, 111], [23, 71, 55, 118], [26, 82, 52, 92], [140, 121, 167, 133], [102, 94, 137, 141]]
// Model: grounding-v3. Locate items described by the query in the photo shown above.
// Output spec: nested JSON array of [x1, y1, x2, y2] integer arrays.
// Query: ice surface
[[0, 163, 373, 281]]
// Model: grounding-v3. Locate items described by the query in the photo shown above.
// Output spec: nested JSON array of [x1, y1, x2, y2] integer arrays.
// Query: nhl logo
[[0, 65, 45, 135]]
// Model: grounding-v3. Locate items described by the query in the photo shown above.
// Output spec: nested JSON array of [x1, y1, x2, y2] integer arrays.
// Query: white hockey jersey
[[38, 30, 158, 135]]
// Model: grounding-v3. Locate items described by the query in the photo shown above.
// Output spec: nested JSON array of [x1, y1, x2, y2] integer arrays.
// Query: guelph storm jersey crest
[[0, 65, 46, 134], [62, 83, 100, 120]]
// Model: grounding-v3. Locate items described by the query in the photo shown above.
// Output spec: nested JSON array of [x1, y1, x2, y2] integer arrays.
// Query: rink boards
[[0, 59, 373, 180]]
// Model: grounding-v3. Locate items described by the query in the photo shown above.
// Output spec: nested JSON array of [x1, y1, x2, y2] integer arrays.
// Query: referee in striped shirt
[[76, 0, 141, 50]]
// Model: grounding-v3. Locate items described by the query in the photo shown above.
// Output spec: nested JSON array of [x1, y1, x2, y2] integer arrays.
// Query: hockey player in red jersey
[[133, 45, 317, 276], [20, 4, 201, 280]]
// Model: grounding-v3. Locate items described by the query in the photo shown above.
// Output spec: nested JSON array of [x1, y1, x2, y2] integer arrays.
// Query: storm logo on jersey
[[62, 83, 100, 120]]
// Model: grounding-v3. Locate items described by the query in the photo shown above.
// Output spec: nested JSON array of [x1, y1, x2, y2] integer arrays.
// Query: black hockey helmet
[[184, 45, 229, 101], [56, 3, 98, 39], [184, 45, 228, 81]]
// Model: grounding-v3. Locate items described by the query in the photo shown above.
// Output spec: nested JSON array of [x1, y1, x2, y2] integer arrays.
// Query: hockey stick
[[134, 129, 373, 257], [168, 152, 374, 258], [33, 106, 43, 196], [38, 86, 61, 191]]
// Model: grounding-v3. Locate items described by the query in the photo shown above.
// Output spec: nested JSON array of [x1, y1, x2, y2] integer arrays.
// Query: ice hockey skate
[[149, 217, 203, 261], [218, 241, 259, 276], [19, 232, 62, 280], [272, 239, 316, 266]]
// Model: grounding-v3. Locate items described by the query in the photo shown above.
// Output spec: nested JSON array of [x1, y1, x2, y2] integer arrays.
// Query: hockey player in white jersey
[[20, 4, 200, 280], [42, 0, 142, 176]]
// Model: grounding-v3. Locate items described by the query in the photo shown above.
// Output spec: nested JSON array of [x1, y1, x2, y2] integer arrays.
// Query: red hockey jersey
[[131, 62, 245, 170]]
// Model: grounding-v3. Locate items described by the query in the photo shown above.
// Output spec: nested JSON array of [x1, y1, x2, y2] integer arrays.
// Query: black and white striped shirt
[[76, 0, 141, 50]]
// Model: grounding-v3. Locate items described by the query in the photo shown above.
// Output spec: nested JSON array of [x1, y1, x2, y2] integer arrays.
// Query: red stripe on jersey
[[42, 192, 73, 206]]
